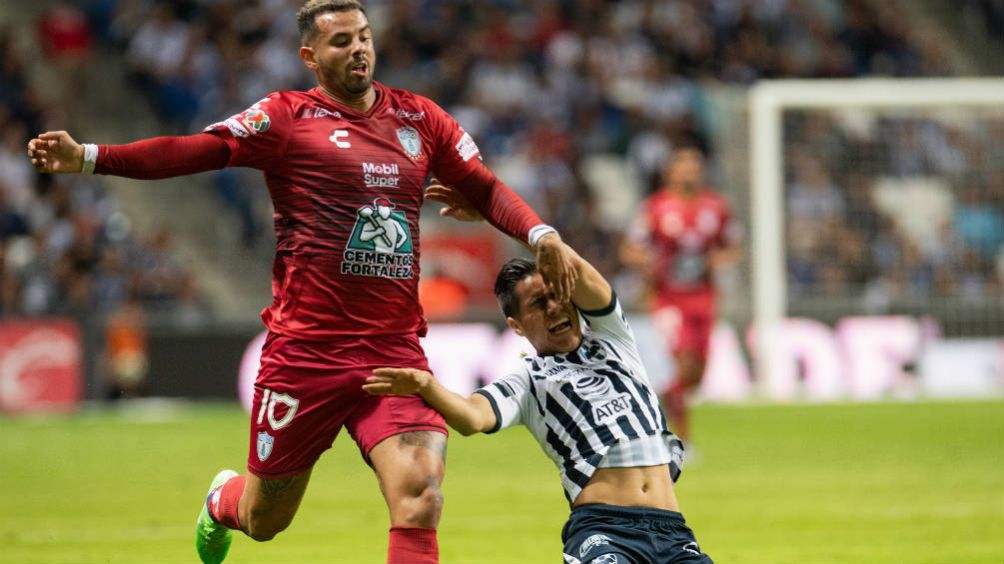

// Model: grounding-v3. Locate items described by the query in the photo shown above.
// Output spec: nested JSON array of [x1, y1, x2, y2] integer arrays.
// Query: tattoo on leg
[[399, 431, 447, 460], [260, 476, 295, 498]]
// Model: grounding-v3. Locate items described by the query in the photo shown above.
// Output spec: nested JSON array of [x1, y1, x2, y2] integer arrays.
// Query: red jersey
[[204, 82, 504, 340], [634, 188, 735, 299]]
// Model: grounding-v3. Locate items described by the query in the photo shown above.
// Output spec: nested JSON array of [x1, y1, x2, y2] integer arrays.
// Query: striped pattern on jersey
[[476, 294, 684, 504]]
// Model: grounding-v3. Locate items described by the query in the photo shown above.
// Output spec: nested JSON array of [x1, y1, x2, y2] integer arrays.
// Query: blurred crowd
[[96, 0, 965, 301], [0, 20, 208, 322], [2, 0, 999, 328], [785, 112, 1004, 309]]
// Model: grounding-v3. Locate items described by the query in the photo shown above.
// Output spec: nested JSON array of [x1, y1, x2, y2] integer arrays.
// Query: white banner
[[238, 316, 1004, 411]]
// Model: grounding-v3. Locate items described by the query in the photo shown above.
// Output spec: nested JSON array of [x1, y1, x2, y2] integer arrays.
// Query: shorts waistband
[[570, 503, 685, 523]]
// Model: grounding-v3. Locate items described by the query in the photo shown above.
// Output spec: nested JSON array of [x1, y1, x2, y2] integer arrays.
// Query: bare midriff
[[573, 464, 679, 511]]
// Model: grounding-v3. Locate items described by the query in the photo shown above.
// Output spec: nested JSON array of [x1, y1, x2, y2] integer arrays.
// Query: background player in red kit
[[26, 1, 576, 563], [621, 147, 740, 443]]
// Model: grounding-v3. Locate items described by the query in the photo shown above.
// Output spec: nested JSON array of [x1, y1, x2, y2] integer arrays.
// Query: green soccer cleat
[[195, 469, 239, 564]]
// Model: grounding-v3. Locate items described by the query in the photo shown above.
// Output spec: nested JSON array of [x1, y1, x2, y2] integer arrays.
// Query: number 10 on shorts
[[257, 388, 300, 431]]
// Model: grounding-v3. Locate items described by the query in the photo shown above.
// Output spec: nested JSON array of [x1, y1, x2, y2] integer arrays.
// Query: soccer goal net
[[746, 78, 1004, 391]]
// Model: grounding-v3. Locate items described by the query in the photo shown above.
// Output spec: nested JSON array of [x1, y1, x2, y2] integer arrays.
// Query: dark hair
[[494, 258, 537, 318], [296, 0, 366, 44]]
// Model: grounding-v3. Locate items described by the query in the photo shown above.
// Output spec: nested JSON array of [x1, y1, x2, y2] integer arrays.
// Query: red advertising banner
[[0, 319, 82, 413]]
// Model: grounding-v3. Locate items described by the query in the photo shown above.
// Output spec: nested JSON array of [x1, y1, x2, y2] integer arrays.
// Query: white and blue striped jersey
[[475, 294, 685, 504]]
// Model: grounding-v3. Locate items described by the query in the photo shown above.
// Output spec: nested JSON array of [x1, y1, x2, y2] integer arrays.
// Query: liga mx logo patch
[[396, 126, 422, 160], [257, 431, 274, 462], [242, 109, 271, 133]]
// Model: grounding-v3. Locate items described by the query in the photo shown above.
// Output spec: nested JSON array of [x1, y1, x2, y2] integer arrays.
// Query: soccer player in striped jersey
[[365, 190, 712, 563]]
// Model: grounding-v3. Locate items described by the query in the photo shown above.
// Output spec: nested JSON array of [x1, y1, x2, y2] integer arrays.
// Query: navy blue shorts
[[561, 504, 713, 564]]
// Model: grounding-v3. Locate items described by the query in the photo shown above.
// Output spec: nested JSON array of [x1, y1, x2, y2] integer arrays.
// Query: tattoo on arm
[[399, 431, 447, 460], [259, 476, 295, 498]]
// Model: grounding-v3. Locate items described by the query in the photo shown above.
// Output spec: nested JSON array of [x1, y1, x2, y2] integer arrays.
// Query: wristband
[[81, 144, 98, 174], [528, 224, 558, 247]]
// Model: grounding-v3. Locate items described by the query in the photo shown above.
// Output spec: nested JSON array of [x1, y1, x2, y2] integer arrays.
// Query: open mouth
[[548, 319, 572, 334], [350, 62, 368, 77]]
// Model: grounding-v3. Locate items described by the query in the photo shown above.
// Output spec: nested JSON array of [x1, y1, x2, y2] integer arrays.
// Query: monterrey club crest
[[342, 198, 414, 279], [396, 126, 422, 160], [256, 431, 274, 462]]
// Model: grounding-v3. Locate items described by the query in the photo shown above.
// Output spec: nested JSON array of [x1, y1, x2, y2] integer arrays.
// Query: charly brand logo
[[330, 129, 351, 148], [342, 198, 414, 279]]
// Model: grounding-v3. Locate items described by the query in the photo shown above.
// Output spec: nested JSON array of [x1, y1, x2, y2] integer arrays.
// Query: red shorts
[[654, 292, 715, 361], [247, 331, 447, 479]]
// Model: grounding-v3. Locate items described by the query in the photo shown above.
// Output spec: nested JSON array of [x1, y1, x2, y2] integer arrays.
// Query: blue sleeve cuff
[[578, 291, 618, 318]]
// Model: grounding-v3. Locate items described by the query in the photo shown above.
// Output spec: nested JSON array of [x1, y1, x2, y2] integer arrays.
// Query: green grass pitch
[[2, 400, 1001, 563]]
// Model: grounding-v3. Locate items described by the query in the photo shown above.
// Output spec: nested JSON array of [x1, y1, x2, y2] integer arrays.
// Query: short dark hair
[[296, 0, 366, 44], [494, 258, 538, 318]]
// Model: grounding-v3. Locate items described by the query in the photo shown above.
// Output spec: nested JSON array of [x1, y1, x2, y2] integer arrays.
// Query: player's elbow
[[451, 420, 481, 436]]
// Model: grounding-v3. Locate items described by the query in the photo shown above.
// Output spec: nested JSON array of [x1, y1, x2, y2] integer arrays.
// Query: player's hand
[[425, 181, 483, 222], [27, 131, 85, 174], [363, 367, 433, 396], [535, 233, 578, 304]]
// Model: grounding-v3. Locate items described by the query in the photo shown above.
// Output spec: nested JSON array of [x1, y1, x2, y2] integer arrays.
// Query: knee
[[395, 475, 444, 528]]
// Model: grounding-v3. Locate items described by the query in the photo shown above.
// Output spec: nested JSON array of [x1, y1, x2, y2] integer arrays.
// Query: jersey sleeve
[[578, 292, 635, 344], [474, 371, 531, 433], [423, 99, 483, 184], [718, 197, 742, 248], [203, 93, 293, 170]]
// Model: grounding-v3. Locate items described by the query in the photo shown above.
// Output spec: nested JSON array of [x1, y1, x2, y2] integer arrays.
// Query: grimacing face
[[301, 9, 376, 99], [507, 273, 582, 355]]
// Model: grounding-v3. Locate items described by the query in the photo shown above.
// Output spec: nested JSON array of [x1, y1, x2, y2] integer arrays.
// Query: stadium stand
[[1, 0, 1000, 400]]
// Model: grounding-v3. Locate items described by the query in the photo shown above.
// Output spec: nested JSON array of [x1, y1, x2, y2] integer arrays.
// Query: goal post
[[748, 78, 1004, 382]]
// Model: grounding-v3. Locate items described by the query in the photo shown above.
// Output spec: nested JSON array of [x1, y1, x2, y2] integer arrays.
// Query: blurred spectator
[[787, 108, 1003, 307], [102, 291, 149, 400], [0, 21, 203, 326], [6, 0, 999, 325], [954, 182, 1004, 261], [36, 3, 94, 108]]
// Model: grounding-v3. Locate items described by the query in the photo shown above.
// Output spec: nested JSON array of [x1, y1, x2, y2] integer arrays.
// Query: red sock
[[387, 527, 438, 564], [665, 380, 690, 441], [208, 474, 246, 531]]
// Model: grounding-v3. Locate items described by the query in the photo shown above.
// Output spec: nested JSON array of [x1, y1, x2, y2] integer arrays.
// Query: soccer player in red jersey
[[27, 2, 576, 563], [620, 147, 740, 442]]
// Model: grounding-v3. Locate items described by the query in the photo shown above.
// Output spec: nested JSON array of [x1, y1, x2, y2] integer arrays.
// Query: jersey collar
[[310, 81, 389, 119]]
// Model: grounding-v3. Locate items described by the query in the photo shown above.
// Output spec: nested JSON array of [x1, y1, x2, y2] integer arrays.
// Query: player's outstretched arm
[[363, 368, 497, 436], [426, 182, 578, 303], [27, 131, 84, 174], [29, 131, 231, 180], [558, 243, 613, 312]]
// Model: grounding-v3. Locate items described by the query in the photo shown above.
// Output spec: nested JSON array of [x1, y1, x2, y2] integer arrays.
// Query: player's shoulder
[[648, 189, 682, 211], [379, 82, 446, 116], [247, 90, 318, 115], [699, 187, 731, 209], [642, 190, 669, 209]]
